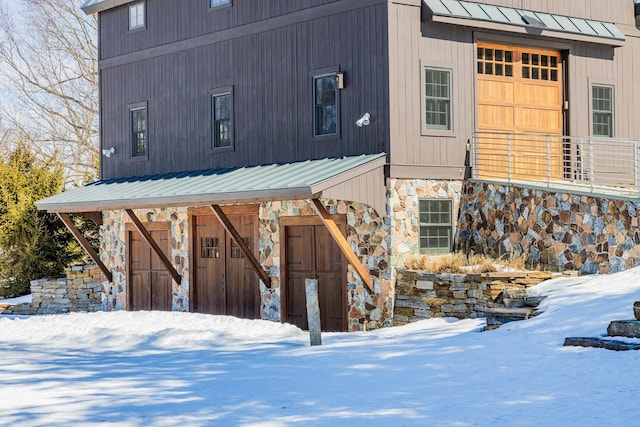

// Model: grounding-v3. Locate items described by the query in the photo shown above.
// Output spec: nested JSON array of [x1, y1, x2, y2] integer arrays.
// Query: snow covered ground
[[1, 269, 640, 427]]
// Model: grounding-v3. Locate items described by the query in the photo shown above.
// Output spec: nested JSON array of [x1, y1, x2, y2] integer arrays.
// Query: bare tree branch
[[0, 0, 98, 186]]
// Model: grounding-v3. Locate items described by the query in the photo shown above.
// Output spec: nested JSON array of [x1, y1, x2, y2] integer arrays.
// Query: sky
[[0, 268, 640, 426]]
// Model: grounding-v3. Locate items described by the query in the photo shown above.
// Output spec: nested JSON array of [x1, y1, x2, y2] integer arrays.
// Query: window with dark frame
[[424, 68, 452, 131], [212, 92, 232, 148], [210, 0, 231, 8], [313, 74, 338, 137], [592, 84, 614, 137], [419, 199, 453, 253], [130, 106, 147, 158], [128, 1, 145, 30]]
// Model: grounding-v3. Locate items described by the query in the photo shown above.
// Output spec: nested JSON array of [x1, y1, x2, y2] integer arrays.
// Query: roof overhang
[[81, 0, 136, 15], [422, 0, 626, 47], [36, 153, 388, 215]]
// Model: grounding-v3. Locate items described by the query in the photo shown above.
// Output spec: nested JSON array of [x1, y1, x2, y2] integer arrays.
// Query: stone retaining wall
[[29, 265, 106, 314], [458, 182, 640, 273], [394, 269, 551, 324]]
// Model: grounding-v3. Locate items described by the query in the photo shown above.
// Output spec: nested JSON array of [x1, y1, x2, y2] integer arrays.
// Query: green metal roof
[[36, 154, 387, 213], [423, 0, 626, 44]]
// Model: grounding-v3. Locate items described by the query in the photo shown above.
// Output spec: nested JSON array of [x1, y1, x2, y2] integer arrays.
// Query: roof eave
[[36, 187, 319, 214], [81, 0, 136, 15]]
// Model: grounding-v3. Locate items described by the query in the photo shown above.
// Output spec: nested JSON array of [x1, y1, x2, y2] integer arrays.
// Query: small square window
[[212, 91, 233, 148], [129, 2, 145, 31], [313, 74, 339, 137], [419, 199, 453, 253], [231, 237, 251, 259], [424, 68, 452, 131], [130, 106, 147, 158], [210, 0, 231, 8]]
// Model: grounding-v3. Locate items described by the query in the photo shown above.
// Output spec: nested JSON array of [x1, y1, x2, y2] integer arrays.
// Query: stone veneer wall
[[29, 264, 106, 314], [259, 200, 392, 331], [394, 269, 549, 324], [388, 179, 463, 269], [458, 182, 640, 273], [99, 200, 392, 331], [101, 208, 190, 310]]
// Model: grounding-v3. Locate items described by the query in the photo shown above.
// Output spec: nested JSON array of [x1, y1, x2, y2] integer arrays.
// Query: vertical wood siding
[[100, 2, 389, 179], [387, 0, 640, 180]]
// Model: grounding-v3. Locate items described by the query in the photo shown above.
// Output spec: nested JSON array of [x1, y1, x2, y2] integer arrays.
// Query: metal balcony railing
[[471, 132, 640, 198]]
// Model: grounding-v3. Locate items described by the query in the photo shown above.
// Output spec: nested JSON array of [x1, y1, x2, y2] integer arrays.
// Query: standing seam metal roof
[[423, 0, 626, 42], [36, 153, 387, 213]]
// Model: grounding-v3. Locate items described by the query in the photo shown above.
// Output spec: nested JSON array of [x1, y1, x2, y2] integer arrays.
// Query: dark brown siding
[[99, 1, 389, 179]]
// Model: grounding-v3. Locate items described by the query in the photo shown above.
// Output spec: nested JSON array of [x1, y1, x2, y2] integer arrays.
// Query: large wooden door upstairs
[[476, 42, 564, 181]]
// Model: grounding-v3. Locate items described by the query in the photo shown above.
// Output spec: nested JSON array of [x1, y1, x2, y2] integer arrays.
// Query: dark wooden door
[[285, 224, 346, 332], [193, 212, 259, 318], [129, 229, 172, 311], [194, 215, 226, 314]]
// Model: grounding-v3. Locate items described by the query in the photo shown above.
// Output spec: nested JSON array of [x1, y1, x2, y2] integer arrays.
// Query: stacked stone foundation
[[394, 270, 551, 324], [30, 264, 106, 314]]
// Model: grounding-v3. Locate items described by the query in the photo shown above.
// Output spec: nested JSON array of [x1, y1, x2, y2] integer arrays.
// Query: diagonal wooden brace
[[310, 199, 373, 292], [210, 205, 272, 288], [125, 209, 182, 285], [57, 213, 112, 282]]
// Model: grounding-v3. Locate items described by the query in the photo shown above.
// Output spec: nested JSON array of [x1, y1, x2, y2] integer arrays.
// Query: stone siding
[[458, 182, 640, 273], [29, 265, 106, 314], [98, 200, 392, 331], [101, 208, 190, 310], [388, 179, 463, 269], [394, 269, 549, 324], [259, 199, 392, 331]]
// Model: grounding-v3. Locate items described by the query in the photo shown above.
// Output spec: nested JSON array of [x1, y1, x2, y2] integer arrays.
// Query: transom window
[[212, 92, 233, 148], [477, 46, 559, 82], [313, 74, 338, 137], [424, 68, 452, 131], [419, 199, 453, 253], [592, 84, 614, 137], [130, 106, 147, 158], [211, 0, 231, 8], [128, 1, 145, 31]]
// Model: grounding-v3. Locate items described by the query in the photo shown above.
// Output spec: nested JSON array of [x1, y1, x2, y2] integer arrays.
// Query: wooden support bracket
[[77, 211, 103, 227], [125, 209, 182, 285], [210, 205, 272, 288], [57, 213, 112, 282], [310, 199, 373, 292]]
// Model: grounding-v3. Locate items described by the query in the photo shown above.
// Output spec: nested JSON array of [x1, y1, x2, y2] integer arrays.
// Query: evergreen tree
[[0, 141, 83, 297]]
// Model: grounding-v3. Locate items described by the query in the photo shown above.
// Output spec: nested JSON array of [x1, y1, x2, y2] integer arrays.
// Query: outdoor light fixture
[[356, 113, 370, 127], [101, 147, 115, 157]]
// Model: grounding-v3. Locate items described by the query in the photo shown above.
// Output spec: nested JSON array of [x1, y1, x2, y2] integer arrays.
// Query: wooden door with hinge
[[129, 227, 172, 311], [476, 42, 563, 180], [192, 207, 259, 319], [283, 220, 347, 332]]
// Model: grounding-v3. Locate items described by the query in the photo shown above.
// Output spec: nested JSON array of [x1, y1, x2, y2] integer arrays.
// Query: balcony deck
[[471, 132, 640, 200]]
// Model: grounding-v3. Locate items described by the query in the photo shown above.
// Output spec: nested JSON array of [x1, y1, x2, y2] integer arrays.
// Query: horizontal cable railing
[[472, 132, 640, 198]]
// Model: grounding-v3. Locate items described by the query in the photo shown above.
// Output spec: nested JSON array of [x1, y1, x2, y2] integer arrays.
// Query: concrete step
[[563, 337, 640, 351]]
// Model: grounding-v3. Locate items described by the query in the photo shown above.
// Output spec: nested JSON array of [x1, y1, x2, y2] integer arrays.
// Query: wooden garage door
[[129, 228, 172, 311], [192, 209, 259, 319], [477, 42, 563, 180], [284, 223, 346, 332]]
